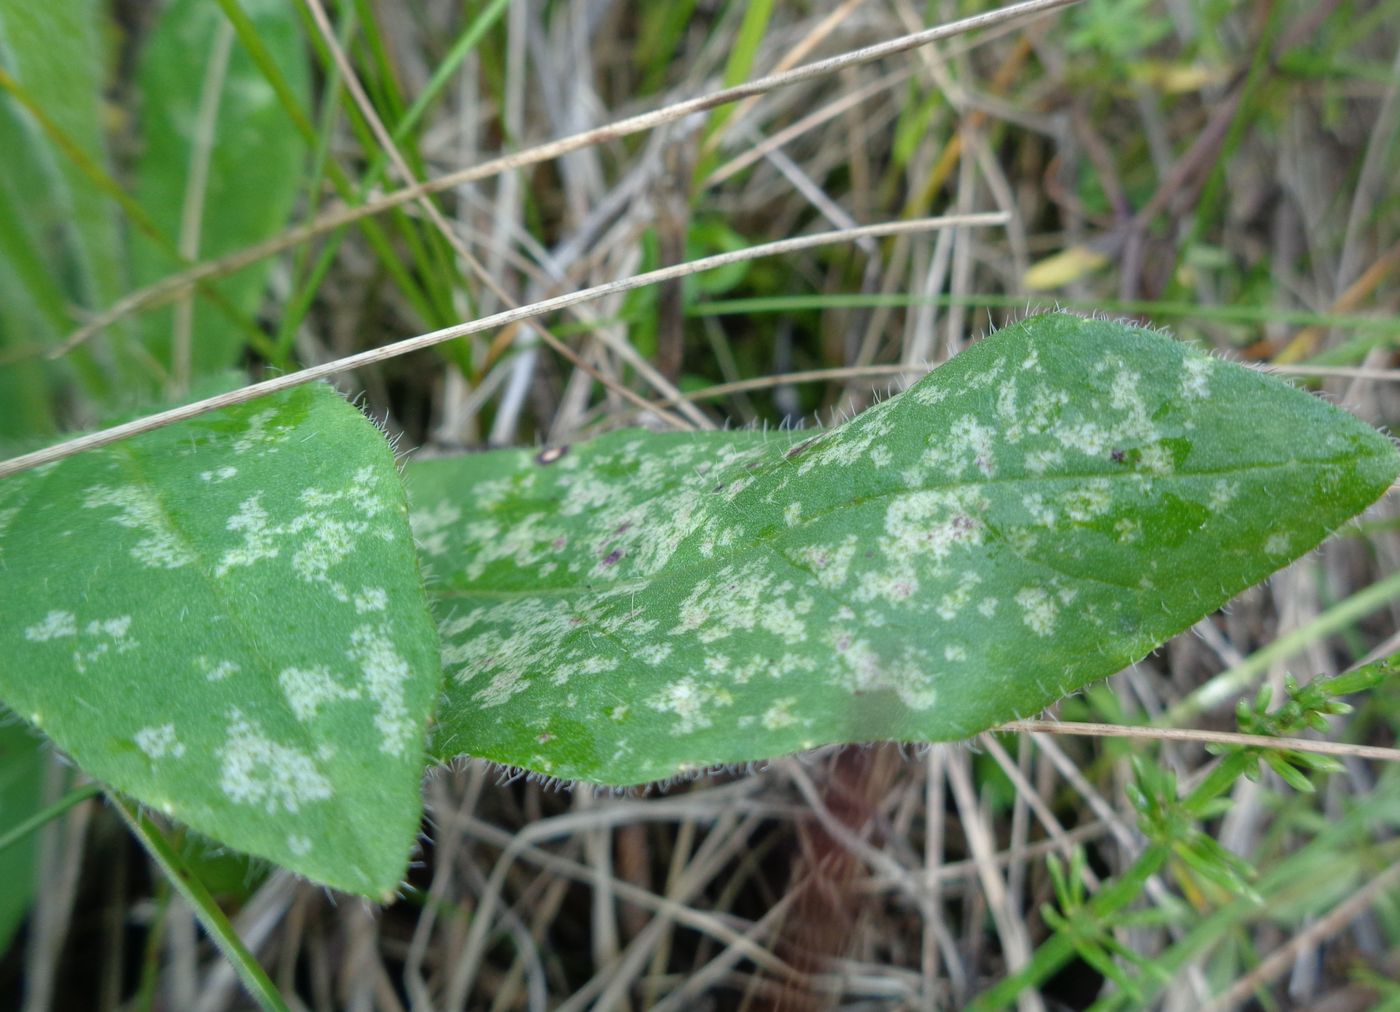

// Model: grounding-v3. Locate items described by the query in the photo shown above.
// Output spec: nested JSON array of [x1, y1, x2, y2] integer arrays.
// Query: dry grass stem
[[0, 213, 1005, 478]]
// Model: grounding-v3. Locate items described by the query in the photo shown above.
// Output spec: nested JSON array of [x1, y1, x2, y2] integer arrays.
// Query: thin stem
[[0, 783, 101, 854], [111, 797, 289, 1012], [997, 720, 1400, 764], [49, 0, 1078, 355], [0, 213, 1007, 478]]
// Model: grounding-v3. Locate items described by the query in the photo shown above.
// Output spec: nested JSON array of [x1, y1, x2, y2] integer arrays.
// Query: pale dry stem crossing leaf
[[0, 384, 439, 896], [410, 313, 1400, 785]]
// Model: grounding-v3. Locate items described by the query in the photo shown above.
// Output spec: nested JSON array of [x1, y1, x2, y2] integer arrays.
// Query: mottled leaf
[[409, 313, 1400, 785], [0, 385, 439, 896]]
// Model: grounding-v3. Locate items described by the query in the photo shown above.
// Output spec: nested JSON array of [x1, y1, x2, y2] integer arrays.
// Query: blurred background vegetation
[[1, 0, 1399, 1008]]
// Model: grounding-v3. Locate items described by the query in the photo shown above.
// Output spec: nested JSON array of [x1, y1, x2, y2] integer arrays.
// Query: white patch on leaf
[[936, 573, 982, 621], [1181, 355, 1213, 400], [232, 407, 293, 454], [674, 561, 809, 645], [216, 495, 278, 576], [788, 536, 857, 590], [762, 697, 800, 730], [408, 499, 461, 557], [1063, 479, 1113, 522], [83, 485, 195, 569], [1114, 517, 1142, 544], [353, 587, 388, 613], [279, 665, 361, 722], [348, 624, 417, 755], [883, 490, 986, 563], [50, 615, 139, 674], [135, 724, 185, 759], [831, 632, 937, 709], [947, 414, 997, 477], [1138, 443, 1174, 475], [1015, 587, 1058, 637], [1025, 448, 1064, 475], [218, 709, 333, 813], [649, 675, 726, 734], [216, 468, 396, 602], [25, 610, 76, 641], [636, 643, 673, 666], [200, 656, 241, 681], [1209, 479, 1239, 511]]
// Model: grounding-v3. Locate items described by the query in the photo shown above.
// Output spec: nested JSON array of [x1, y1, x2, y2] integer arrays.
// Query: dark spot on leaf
[[1110, 448, 1126, 463], [535, 445, 569, 465], [602, 548, 623, 566], [785, 436, 820, 460], [614, 521, 632, 535], [536, 732, 554, 744], [552, 536, 567, 550], [713, 483, 725, 493]]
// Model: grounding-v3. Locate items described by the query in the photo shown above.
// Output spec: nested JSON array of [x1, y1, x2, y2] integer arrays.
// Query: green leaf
[[0, 0, 126, 316], [0, 716, 45, 953], [410, 313, 1400, 785], [0, 0, 128, 420], [131, 0, 309, 377], [0, 385, 440, 896]]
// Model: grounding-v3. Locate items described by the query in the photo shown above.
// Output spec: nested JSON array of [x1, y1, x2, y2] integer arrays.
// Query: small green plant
[[2, 311, 1396, 901], [977, 664, 1400, 1009]]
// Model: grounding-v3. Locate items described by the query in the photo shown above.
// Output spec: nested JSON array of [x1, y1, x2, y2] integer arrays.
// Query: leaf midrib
[[80, 411, 393, 888], [430, 451, 1361, 602]]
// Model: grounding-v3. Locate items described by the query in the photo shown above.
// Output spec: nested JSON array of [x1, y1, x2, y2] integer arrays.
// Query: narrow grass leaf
[[131, 0, 310, 377], [410, 313, 1400, 785], [0, 0, 126, 318], [0, 0, 127, 418], [0, 385, 439, 896], [0, 717, 45, 953]]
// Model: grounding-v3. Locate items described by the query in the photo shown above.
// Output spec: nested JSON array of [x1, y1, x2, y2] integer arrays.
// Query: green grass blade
[[0, 0, 126, 327], [706, 0, 775, 139], [113, 796, 290, 1012], [130, 0, 310, 381], [0, 721, 56, 953]]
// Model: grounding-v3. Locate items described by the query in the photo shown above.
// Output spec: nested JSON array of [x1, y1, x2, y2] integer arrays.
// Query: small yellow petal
[[1133, 60, 1231, 95], [1023, 246, 1109, 291]]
